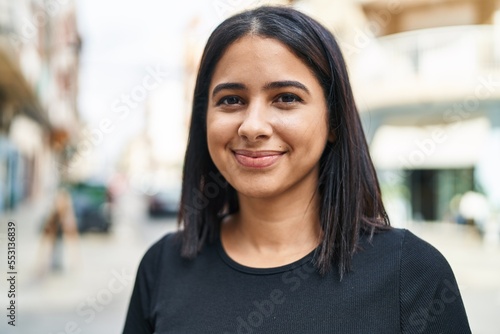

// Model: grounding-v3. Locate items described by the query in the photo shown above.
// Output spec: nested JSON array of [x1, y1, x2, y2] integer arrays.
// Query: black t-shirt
[[123, 228, 471, 333]]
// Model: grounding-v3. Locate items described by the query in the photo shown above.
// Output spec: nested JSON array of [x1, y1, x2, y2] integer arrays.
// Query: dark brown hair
[[178, 5, 389, 278]]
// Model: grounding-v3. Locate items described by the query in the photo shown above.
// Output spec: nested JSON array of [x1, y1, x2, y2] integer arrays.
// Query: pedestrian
[[38, 187, 80, 275], [123, 6, 471, 333]]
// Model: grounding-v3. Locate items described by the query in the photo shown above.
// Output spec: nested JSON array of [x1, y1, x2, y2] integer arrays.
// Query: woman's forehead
[[209, 36, 317, 89]]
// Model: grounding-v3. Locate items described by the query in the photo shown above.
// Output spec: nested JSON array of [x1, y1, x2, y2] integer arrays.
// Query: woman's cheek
[[207, 117, 235, 164]]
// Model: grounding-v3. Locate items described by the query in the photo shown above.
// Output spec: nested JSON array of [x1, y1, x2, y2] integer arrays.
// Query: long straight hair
[[178, 6, 389, 278]]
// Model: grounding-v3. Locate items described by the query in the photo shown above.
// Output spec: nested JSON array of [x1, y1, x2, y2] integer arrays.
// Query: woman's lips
[[233, 150, 285, 168]]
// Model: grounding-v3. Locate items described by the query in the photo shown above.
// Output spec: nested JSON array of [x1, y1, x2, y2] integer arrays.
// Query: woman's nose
[[237, 102, 273, 142]]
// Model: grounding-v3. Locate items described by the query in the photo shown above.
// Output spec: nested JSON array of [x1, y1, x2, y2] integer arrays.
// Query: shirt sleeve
[[399, 230, 471, 334], [122, 239, 163, 334]]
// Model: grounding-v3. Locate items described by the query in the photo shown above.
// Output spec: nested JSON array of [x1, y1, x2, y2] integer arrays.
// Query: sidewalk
[[1, 195, 55, 334]]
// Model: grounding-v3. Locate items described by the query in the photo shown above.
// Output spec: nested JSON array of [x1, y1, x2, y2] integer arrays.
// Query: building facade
[[346, 0, 500, 226], [0, 0, 81, 213]]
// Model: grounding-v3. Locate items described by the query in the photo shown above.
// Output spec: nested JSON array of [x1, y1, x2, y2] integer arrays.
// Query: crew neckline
[[216, 237, 317, 275]]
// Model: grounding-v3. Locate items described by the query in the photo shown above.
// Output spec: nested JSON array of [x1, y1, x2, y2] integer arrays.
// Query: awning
[[370, 117, 490, 169], [0, 44, 51, 131]]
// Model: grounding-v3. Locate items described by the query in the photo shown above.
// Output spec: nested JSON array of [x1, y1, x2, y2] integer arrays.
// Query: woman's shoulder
[[394, 227, 458, 290], [389, 227, 452, 272], [365, 228, 470, 332], [140, 231, 182, 264], [390, 229, 471, 332], [366, 227, 448, 261], [357, 227, 455, 277], [135, 231, 183, 277]]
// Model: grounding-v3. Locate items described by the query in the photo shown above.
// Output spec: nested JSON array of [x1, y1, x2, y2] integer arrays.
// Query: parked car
[[147, 186, 181, 217], [69, 182, 112, 233]]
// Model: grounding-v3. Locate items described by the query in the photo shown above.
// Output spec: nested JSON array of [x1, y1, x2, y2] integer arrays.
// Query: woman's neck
[[221, 179, 321, 268]]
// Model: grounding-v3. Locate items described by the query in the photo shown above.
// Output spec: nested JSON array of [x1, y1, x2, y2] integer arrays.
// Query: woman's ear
[[328, 131, 336, 143]]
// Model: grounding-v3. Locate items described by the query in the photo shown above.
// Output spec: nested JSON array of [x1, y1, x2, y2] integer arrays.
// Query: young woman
[[124, 6, 471, 333]]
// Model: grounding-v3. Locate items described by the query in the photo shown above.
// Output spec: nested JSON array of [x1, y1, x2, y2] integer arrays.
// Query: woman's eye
[[218, 96, 242, 105], [276, 93, 302, 104]]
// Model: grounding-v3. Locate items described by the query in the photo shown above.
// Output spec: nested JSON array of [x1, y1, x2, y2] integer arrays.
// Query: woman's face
[[206, 35, 331, 199]]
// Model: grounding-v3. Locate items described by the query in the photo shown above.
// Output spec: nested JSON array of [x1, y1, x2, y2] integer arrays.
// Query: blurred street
[[0, 189, 498, 334], [0, 189, 178, 334]]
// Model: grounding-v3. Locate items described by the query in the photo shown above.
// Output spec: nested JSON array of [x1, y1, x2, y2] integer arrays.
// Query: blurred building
[[0, 0, 81, 213], [343, 0, 500, 225]]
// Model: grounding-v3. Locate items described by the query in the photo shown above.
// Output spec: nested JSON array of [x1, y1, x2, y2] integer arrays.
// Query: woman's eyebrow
[[212, 82, 246, 98], [211, 80, 310, 98], [263, 80, 310, 95]]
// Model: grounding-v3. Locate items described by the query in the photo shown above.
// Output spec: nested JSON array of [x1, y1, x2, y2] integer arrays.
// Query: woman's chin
[[234, 183, 281, 200]]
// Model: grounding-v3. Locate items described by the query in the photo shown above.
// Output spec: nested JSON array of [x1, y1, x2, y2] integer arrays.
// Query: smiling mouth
[[232, 150, 285, 168]]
